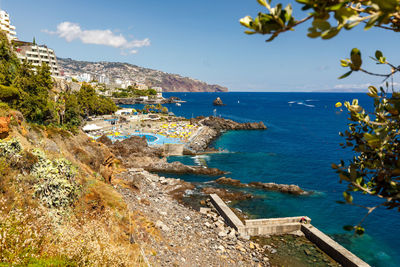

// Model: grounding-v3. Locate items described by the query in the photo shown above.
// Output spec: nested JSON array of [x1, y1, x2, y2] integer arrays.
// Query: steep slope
[[57, 58, 228, 92]]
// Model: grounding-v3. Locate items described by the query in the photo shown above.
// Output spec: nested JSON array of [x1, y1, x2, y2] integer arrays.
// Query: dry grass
[[0, 122, 159, 266]]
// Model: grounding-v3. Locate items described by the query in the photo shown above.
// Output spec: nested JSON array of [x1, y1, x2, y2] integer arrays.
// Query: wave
[[305, 99, 319, 102]]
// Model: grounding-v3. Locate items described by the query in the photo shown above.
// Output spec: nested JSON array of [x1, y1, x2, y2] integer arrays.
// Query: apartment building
[[0, 9, 17, 41], [153, 86, 163, 98], [14, 41, 60, 76]]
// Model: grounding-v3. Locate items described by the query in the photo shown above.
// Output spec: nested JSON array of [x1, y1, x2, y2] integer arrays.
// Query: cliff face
[[57, 58, 228, 92]]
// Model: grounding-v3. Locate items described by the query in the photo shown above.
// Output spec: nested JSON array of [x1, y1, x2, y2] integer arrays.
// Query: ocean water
[[130, 92, 400, 266]]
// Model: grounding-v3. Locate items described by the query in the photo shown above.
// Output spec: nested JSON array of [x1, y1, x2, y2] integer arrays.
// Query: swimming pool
[[107, 133, 158, 143]]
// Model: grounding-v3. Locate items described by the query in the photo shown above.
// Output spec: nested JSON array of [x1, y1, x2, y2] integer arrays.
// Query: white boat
[[176, 103, 181, 106]]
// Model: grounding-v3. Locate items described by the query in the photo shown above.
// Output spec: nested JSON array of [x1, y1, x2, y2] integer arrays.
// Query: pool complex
[[106, 133, 184, 145]]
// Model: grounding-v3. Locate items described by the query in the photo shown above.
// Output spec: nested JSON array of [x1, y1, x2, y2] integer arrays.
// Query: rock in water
[[213, 97, 225, 106]]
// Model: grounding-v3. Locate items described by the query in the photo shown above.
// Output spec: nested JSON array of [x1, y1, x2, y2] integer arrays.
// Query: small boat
[[176, 103, 181, 106]]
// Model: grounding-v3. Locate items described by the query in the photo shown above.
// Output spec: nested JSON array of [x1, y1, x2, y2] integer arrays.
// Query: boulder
[[248, 182, 304, 195], [213, 97, 226, 106], [215, 177, 243, 187], [0, 116, 10, 139], [201, 187, 252, 201], [146, 161, 226, 176]]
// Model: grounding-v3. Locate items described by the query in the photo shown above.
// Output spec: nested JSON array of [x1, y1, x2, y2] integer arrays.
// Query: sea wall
[[301, 224, 370, 267], [209, 194, 245, 233], [244, 217, 311, 236], [209, 193, 370, 267]]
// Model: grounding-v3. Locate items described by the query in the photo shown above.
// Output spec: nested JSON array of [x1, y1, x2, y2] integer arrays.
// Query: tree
[[240, 0, 400, 233]]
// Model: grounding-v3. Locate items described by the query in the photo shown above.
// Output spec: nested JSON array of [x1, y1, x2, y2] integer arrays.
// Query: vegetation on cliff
[[0, 32, 117, 129], [0, 31, 155, 265], [0, 112, 157, 265]]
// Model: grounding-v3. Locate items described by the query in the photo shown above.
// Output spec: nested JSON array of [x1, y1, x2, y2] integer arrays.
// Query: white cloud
[[44, 22, 150, 54]]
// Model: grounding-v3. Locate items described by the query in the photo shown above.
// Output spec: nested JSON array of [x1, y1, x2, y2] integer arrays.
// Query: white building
[[153, 86, 163, 98], [80, 73, 92, 82], [0, 9, 17, 41], [136, 83, 148, 90], [98, 74, 110, 84], [14, 41, 60, 76]]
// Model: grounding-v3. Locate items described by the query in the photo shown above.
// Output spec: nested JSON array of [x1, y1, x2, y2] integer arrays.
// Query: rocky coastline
[[216, 177, 307, 195], [187, 116, 267, 152], [94, 116, 332, 266]]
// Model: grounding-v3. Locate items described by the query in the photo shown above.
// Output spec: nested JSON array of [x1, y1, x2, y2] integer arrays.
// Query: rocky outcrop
[[53, 77, 81, 93], [248, 182, 305, 195], [215, 177, 242, 186], [200, 116, 267, 131], [215, 177, 306, 195], [145, 161, 226, 176], [0, 116, 10, 139], [187, 116, 267, 152], [201, 187, 252, 202], [213, 97, 225, 106]]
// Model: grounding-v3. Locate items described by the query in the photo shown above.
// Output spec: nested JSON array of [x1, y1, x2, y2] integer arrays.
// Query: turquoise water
[[106, 133, 184, 145], [132, 92, 400, 266]]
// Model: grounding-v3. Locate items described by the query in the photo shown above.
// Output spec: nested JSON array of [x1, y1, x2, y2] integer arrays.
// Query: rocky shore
[[116, 168, 272, 266], [187, 116, 267, 152], [94, 118, 334, 266], [216, 177, 307, 195]]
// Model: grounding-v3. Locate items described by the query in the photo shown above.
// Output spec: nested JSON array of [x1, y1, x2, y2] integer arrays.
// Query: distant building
[[98, 74, 110, 84], [0, 9, 17, 41], [115, 78, 123, 85], [153, 86, 163, 98], [136, 83, 148, 90], [14, 41, 60, 76], [80, 73, 92, 82]]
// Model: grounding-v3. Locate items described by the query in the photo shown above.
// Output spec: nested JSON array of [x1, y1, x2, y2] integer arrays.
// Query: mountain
[[57, 58, 228, 92]]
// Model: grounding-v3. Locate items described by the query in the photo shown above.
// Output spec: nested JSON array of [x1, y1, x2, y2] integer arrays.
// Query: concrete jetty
[[209, 194, 370, 267]]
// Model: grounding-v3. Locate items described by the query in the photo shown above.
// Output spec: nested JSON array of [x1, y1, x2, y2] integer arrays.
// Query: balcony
[[9, 25, 15, 30]]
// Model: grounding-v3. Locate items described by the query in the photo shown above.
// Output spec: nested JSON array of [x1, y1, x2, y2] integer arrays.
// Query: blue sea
[[130, 92, 400, 266]]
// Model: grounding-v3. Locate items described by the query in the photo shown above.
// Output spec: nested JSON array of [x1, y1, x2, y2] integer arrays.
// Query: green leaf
[[338, 71, 353, 79], [375, 50, 383, 60], [364, 14, 380, 30], [350, 48, 362, 70], [371, 0, 399, 12], [355, 226, 365, 235], [343, 191, 353, 203], [340, 59, 349, 67], [368, 86, 378, 96], [313, 19, 331, 31], [284, 4, 293, 22], [321, 28, 340, 39]]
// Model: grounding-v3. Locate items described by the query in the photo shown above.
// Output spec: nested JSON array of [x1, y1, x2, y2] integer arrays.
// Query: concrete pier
[[209, 193, 370, 267]]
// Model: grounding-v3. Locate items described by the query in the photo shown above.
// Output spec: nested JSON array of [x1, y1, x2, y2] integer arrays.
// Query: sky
[[2, 0, 399, 92]]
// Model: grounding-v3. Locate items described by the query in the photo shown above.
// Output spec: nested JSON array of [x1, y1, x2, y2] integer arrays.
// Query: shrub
[[0, 138, 22, 159], [31, 150, 79, 209]]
